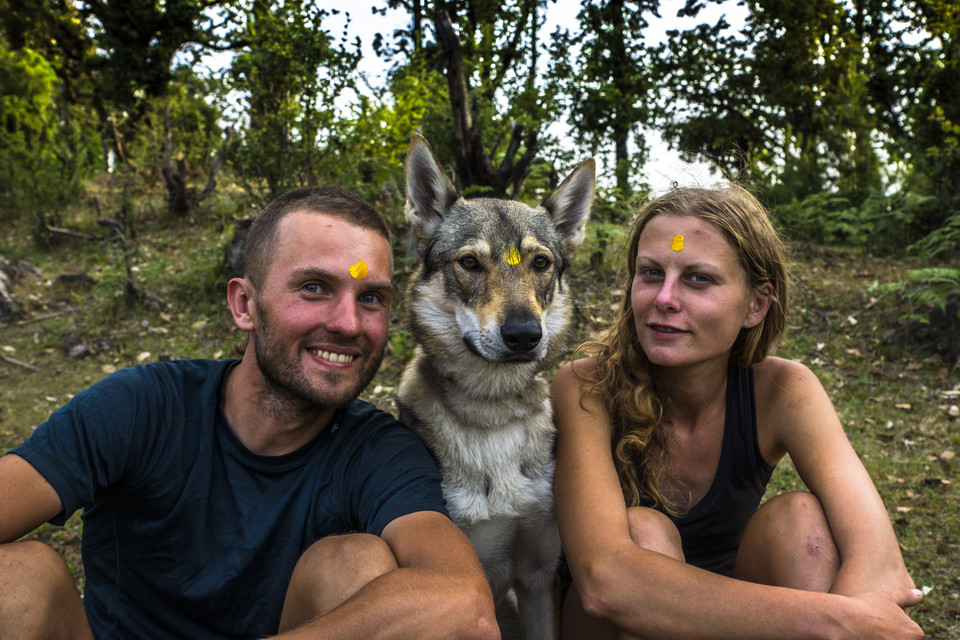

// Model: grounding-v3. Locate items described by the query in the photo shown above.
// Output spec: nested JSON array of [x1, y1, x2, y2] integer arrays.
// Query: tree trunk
[[161, 103, 191, 215], [433, 10, 541, 198], [434, 10, 494, 192], [161, 104, 233, 214], [614, 131, 630, 196]]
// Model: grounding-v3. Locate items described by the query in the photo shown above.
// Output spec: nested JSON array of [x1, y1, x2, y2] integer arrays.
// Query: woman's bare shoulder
[[553, 356, 611, 417], [753, 356, 834, 435], [555, 356, 600, 385], [754, 355, 821, 392]]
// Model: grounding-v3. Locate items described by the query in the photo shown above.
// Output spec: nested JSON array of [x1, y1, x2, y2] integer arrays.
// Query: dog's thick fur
[[397, 134, 594, 639]]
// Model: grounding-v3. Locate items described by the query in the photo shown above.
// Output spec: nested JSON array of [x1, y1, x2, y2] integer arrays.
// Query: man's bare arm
[[0, 454, 63, 543]]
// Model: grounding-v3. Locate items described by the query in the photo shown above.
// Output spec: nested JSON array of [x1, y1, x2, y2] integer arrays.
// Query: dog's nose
[[501, 317, 542, 352]]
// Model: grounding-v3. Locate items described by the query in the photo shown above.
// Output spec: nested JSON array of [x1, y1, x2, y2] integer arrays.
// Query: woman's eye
[[532, 255, 551, 270], [639, 268, 662, 279], [459, 255, 481, 271]]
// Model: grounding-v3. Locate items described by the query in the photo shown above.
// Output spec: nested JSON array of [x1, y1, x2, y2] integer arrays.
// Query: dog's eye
[[459, 255, 481, 271], [532, 255, 551, 271]]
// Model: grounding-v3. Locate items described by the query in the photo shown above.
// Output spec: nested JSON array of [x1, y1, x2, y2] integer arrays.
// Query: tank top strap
[[725, 365, 774, 493]]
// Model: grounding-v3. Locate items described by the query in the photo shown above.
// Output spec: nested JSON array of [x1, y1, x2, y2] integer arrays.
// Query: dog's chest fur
[[399, 356, 555, 526]]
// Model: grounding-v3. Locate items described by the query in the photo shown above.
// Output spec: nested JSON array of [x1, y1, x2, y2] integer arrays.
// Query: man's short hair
[[242, 186, 390, 290]]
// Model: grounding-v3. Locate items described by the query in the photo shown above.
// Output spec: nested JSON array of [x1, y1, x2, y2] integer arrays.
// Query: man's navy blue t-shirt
[[11, 359, 447, 639]]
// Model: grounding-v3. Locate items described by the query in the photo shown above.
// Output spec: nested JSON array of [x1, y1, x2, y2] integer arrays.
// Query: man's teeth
[[313, 349, 354, 364]]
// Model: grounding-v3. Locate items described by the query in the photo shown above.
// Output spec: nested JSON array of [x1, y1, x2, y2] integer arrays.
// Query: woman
[[552, 185, 923, 639]]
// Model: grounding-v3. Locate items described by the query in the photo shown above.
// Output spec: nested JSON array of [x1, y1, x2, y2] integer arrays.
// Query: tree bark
[[433, 10, 542, 198]]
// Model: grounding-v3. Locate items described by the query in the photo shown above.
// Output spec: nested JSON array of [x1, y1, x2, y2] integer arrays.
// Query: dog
[[397, 133, 594, 639]]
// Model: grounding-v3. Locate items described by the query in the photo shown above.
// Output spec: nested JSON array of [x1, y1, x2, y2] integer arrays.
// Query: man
[[0, 187, 499, 639]]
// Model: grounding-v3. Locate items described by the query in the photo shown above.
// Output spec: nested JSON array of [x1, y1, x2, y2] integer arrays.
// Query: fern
[[882, 267, 960, 322]]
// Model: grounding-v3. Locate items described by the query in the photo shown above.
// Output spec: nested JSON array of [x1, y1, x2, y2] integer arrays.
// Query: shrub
[[0, 47, 100, 243]]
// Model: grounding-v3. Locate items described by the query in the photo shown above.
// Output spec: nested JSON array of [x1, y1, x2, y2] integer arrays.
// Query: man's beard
[[251, 307, 384, 417]]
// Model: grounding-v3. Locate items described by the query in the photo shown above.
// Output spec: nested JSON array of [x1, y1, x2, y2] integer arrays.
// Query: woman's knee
[[750, 492, 838, 552], [625, 507, 684, 561], [735, 492, 840, 590]]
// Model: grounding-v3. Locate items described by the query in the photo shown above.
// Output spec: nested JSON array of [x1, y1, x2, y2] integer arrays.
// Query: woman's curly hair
[[577, 185, 790, 515]]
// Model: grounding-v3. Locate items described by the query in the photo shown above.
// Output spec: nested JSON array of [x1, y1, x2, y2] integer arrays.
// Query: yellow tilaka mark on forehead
[[503, 246, 522, 265], [349, 259, 368, 280], [671, 235, 685, 252]]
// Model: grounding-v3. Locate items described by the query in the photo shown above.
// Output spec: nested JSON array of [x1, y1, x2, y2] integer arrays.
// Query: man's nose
[[325, 295, 363, 336]]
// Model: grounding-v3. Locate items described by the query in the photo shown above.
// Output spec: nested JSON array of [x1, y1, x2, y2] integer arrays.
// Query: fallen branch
[[44, 224, 102, 241], [17, 307, 76, 326], [0, 351, 39, 372]]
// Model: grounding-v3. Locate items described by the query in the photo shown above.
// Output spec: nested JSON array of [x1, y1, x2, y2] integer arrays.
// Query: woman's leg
[[560, 507, 684, 640], [733, 492, 840, 592]]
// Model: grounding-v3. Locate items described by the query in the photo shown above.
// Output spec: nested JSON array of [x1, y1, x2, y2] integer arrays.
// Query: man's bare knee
[[0, 541, 91, 640], [626, 507, 684, 561], [279, 533, 398, 632]]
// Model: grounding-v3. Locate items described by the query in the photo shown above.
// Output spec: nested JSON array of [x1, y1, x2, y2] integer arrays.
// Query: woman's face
[[631, 214, 769, 371]]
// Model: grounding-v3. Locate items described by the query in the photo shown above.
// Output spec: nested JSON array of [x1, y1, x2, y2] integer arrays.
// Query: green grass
[[1, 188, 958, 635]]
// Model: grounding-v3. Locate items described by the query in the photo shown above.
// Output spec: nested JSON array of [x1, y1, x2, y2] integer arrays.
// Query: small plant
[[883, 268, 960, 324], [882, 208, 960, 327]]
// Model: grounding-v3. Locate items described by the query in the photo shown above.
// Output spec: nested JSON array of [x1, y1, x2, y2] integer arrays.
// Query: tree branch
[[197, 125, 234, 202]]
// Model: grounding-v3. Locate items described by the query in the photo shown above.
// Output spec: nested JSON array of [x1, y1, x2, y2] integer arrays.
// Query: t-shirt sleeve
[[9, 366, 168, 525], [343, 410, 448, 537]]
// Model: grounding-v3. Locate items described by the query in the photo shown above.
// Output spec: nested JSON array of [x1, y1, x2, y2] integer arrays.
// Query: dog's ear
[[541, 158, 595, 253], [405, 133, 460, 242]]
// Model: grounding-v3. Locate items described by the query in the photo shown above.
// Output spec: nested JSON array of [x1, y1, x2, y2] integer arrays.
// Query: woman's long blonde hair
[[579, 185, 790, 515]]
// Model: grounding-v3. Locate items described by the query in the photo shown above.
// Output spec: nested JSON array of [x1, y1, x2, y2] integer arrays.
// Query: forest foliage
[[0, 0, 958, 320]]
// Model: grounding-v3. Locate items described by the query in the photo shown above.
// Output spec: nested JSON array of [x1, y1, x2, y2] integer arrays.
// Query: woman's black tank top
[[665, 365, 775, 576]]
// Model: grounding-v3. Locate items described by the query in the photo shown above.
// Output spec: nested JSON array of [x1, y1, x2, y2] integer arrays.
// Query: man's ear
[[743, 282, 775, 329], [227, 278, 255, 332]]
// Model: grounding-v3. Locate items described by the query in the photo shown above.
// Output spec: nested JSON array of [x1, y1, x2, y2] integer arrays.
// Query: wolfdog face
[[404, 134, 595, 380]]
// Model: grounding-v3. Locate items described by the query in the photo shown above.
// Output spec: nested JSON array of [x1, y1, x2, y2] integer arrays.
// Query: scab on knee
[[736, 492, 840, 591], [762, 493, 838, 555]]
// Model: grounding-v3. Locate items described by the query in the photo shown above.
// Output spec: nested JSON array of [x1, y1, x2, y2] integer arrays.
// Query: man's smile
[[309, 348, 356, 364]]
